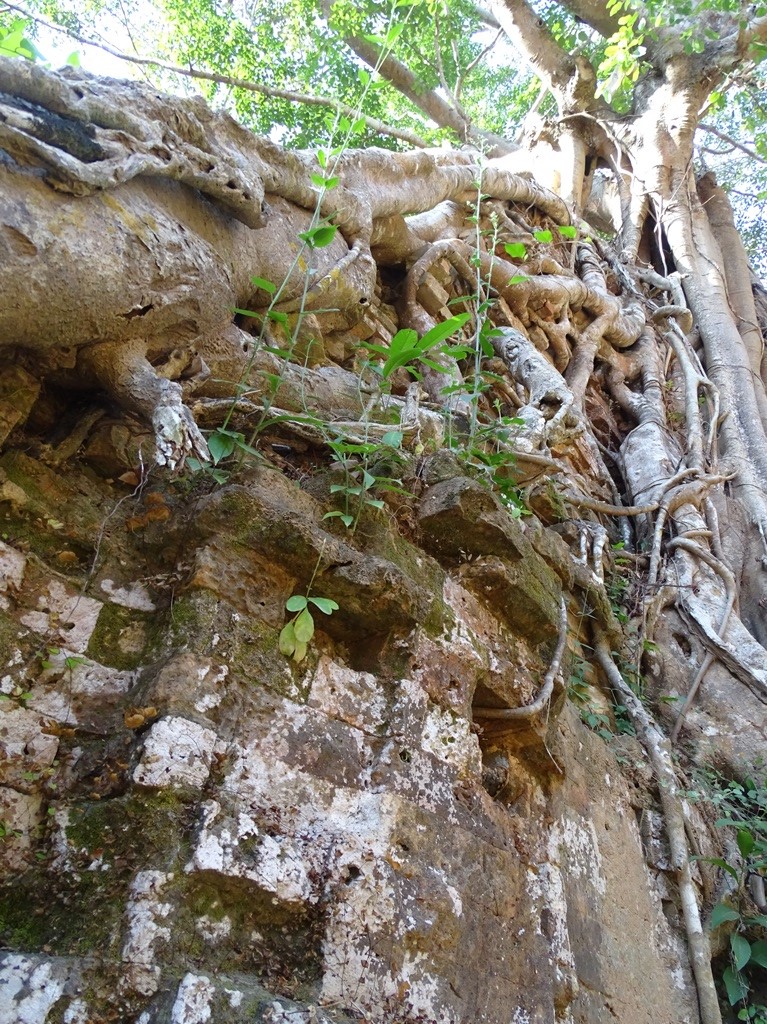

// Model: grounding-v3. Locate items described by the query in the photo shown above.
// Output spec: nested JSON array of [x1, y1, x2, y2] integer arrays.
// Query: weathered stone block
[[458, 554, 561, 644], [418, 475, 529, 561]]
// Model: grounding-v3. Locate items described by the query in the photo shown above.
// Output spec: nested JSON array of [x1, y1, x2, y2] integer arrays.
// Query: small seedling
[[279, 594, 339, 663], [279, 550, 338, 663]]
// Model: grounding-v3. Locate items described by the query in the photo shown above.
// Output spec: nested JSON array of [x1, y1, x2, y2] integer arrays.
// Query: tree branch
[[486, 0, 601, 115], [4, 2, 429, 149], [698, 122, 767, 166], [472, 4, 501, 30], [337, 28, 515, 155], [559, 0, 625, 39]]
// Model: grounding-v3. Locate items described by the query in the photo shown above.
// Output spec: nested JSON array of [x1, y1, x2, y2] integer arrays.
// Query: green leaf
[[65, 50, 81, 67], [388, 329, 419, 356], [299, 224, 338, 249], [310, 173, 340, 190], [711, 903, 741, 928], [385, 23, 404, 45], [418, 314, 472, 349], [251, 275, 276, 295], [738, 829, 756, 858], [750, 939, 767, 968], [723, 966, 749, 1006], [292, 639, 308, 663], [279, 622, 296, 657], [286, 595, 308, 612], [308, 597, 339, 615], [358, 68, 370, 87], [416, 357, 448, 373], [745, 914, 767, 928], [208, 430, 236, 465], [294, 608, 315, 643], [383, 348, 421, 379], [558, 225, 578, 239], [533, 229, 553, 243], [731, 933, 752, 971], [322, 511, 355, 528], [267, 310, 289, 325], [504, 242, 527, 259], [1, 28, 25, 52], [696, 857, 740, 880], [380, 430, 403, 448], [508, 275, 529, 285]]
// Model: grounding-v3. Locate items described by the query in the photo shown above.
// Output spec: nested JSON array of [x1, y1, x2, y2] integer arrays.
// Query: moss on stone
[[165, 874, 325, 993], [87, 603, 153, 670], [65, 790, 190, 867], [152, 589, 221, 657], [0, 790, 198, 956]]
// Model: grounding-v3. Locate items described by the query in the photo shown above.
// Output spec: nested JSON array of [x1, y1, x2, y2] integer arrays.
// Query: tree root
[[593, 627, 722, 1024], [647, 474, 732, 588], [473, 596, 568, 719], [667, 537, 736, 743]]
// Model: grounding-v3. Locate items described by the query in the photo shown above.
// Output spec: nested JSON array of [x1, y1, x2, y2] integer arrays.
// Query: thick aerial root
[[492, 327, 578, 439], [647, 475, 731, 588], [667, 537, 737, 742], [0, 58, 268, 228], [593, 627, 722, 1024], [192, 384, 445, 451]]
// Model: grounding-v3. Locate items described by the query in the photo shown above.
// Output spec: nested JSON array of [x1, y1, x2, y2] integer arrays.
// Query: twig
[[698, 123, 767, 166]]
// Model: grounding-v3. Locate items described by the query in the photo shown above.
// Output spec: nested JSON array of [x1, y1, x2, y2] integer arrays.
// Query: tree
[[2, 2, 767, 1023]]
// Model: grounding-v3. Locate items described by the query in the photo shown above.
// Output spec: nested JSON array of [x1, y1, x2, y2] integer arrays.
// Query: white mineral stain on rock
[[420, 704, 481, 776], [120, 870, 173, 996], [19, 580, 102, 653], [527, 861, 575, 976], [193, 662, 228, 714], [557, 815, 607, 895], [186, 800, 313, 903], [0, 954, 65, 1024], [444, 882, 463, 917], [62, 997, 89, 1023], [0, 705, 59, 781], [309, 656, 387, 731], [170, 973, 215, 1024], [33, 659, 134, 725], [0, 788, 43, 872], [99, 578, 157, 610], [133, 716, 222, 788], [0, 541, 26, 611], [195, 914, 232, 942]]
